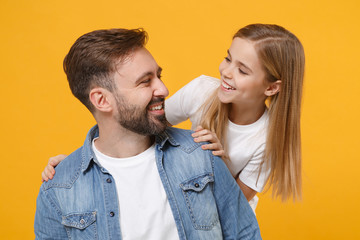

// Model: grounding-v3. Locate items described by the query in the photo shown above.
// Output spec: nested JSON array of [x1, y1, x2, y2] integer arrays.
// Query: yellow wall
[[1, 0, 359, 239]]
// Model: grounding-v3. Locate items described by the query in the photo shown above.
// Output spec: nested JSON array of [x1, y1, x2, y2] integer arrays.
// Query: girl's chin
[[217, 92, 232, 104]]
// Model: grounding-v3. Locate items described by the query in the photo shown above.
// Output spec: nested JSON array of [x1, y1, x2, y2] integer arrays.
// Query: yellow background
[[1, 0, 359, 239]]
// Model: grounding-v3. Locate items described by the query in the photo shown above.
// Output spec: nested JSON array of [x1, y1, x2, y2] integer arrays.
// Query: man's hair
[[63, 28, 148, 111]]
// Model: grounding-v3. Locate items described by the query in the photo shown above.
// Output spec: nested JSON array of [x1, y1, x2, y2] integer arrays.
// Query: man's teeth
[[150, 105, 163, 110], [222, 81, 236, 90]]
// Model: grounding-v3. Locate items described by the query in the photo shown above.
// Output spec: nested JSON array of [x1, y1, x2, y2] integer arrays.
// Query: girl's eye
[[224, 57, 231, 62], [239, 69, 248, 75]]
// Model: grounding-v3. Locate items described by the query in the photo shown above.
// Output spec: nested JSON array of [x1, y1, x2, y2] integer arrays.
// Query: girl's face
[[218, 37, 269, 107]]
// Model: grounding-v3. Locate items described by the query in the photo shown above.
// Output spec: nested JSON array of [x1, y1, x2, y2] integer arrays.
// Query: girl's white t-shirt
[[166, 75, 270, 209], [92, 140, 179, 240]]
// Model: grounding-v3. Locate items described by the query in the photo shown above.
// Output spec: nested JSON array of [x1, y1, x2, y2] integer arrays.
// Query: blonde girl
[[166, 23, 304, 209]]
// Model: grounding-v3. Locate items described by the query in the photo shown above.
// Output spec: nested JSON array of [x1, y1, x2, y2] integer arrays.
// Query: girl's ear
[[89, 87, 114, 113], [264, 80, 281, 97]]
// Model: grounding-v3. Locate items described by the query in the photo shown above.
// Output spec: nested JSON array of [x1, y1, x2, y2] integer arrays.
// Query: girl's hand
[[191, 126, 225, 157], [41, 154, 67, 182]]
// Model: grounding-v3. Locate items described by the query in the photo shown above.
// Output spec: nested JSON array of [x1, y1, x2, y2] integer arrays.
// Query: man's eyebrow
[[157, 66, 163, 75], [135, 71, 154, 84], [135, 66, 162, 84], [227, 50, 253, 73]]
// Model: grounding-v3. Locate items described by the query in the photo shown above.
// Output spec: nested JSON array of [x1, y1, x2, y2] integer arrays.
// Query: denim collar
[[81, 125, 180, 173], [155, 128, 180, 149]]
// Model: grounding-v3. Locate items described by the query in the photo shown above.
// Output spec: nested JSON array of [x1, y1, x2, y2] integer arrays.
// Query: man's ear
[[264, 80, 281, 97], [89, 87, 113, 113]]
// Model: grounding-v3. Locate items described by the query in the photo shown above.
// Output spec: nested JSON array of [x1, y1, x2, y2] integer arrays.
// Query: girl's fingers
[[41, 154, 68, 182], [43, 166, 54, 179], [49, 154, 67, 166], [201, 143, 225, 156], [194, 134, 214, 143], [212, 150, 225, 157], [49, 158, 59, 167], [191, 126, 225, 157], [41, 171, 48, 182], [41, 167, 54, 182], [201, 142, 223, 151], [194, 125, 204, 132], [192, 126, 208, 137], [46, 165, 55, 177]]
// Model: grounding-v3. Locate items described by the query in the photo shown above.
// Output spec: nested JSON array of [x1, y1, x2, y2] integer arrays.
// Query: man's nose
[[153, 77, 169, 98]]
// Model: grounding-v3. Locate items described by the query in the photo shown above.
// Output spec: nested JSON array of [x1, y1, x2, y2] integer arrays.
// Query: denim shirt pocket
[[62, 211, 98, 239], [180, 173, 220, 230]]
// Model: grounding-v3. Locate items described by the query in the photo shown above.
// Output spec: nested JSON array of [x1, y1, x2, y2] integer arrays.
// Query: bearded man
[[34, 28, 261, 240]]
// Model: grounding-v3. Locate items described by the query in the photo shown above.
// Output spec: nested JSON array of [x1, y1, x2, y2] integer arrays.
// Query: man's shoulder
[[164, 127, 202, 151], [162, 127, 232, 182], [164, 126, 226, 161], [41, 147, 84, 190], [163, 127, 222, 165]]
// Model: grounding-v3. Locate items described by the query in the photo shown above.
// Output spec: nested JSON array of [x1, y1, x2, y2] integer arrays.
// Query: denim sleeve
[[34, 186, 68, 239], [212, 155, 262, 240]]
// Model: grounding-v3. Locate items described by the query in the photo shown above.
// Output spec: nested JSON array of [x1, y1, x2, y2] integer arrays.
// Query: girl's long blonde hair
[[200, 24, 305, 201]]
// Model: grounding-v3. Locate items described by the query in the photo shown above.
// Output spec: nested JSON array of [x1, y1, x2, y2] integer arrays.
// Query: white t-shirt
[[166, 75, 270, 209], [92, 140, 179, 240]]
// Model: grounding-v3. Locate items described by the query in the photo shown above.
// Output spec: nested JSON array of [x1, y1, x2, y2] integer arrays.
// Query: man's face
[[112, 47, 169, 136]]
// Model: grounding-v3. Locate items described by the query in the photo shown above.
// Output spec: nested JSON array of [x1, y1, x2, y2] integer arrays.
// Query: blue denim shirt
[[35, 125, 261, 240]]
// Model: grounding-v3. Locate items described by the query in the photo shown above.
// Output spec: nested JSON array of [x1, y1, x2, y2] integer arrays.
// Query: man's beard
[[114, 94, 167, 136]]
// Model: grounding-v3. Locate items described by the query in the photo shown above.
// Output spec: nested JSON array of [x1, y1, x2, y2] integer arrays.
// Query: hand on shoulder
[[41, 154, 68, 182], [191, 126, 225, 157]]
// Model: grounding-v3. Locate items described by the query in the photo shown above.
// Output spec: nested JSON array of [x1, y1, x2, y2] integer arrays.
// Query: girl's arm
[[41, 154, 67, 182], [236, 178, 258, 201]]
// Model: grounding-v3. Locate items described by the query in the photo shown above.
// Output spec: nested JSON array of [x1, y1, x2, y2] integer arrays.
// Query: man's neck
[[94, 122, 154, 158]]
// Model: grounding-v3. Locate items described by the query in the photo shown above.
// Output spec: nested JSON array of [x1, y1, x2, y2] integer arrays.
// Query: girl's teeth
[[222, 81, 235, 90]]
